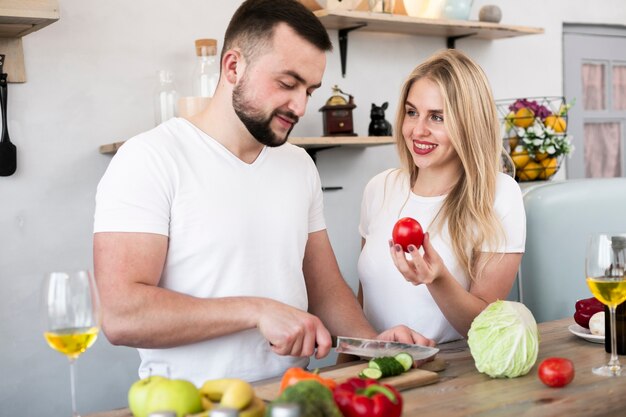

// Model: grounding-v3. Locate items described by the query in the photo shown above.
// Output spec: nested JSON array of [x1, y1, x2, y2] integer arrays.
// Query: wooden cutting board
[[254, 361, 439, 402]]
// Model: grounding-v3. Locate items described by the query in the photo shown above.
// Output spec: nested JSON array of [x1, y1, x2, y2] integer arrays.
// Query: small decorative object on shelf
[[443, 0, 473, 20], [369, 0, 395, 13], [478, 4, 502, 23], [319, 85, 357, 136], [368, 102, 393, 136], [496, 96, 575, 182], [403, 0, 446, 19]]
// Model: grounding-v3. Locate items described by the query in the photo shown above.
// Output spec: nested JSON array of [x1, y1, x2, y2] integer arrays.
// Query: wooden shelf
[[289, 135, 394, 149], [0, 0, 60, 82], [99, 141, 125, 155], [99, 136, 394, 155], [315, 9, 543, 40], [314, 9, 543, 76]]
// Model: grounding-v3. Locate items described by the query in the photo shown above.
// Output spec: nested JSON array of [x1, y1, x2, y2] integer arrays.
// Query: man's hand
[[256, 299, 333, 359], [376, 325, 435, 347]]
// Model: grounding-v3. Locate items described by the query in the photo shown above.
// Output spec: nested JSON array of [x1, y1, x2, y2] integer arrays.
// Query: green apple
[[128, 376, 167, 417], [144, 378, 203, 417]]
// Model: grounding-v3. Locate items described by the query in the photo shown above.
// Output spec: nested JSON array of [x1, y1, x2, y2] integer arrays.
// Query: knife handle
[[313, 335, 338, 349]]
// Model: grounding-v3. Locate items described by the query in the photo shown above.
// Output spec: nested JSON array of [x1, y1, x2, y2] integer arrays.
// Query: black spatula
[[0, 54, 16, 176]]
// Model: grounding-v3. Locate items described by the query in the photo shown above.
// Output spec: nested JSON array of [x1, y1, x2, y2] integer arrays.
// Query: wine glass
[[585, 233, 626, 377], [42, 270, 101, 417]]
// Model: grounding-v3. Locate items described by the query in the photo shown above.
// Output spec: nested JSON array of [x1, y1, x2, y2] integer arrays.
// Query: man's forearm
[[308, 280, 377, 340], [102, 284, 264, 348]]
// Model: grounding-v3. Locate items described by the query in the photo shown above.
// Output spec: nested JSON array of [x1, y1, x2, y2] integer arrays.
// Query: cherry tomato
[[392, 217, 424, 252], [538, 357, 575, 388]]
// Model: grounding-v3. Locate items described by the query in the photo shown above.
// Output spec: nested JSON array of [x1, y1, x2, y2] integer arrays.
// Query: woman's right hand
[[389, 232, 448, 286]]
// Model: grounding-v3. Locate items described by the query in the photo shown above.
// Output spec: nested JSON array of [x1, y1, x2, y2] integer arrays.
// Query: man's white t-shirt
[[358, 169, 526, 343], [94, 118, 326, 385]]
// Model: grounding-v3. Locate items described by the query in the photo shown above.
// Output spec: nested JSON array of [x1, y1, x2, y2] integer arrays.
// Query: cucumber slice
[[368, 358, 382, 371], [394, 352, 413, 372], [359, 367, 383, 380], [369, 357, 404, 377], [388, 357, 405, 376]]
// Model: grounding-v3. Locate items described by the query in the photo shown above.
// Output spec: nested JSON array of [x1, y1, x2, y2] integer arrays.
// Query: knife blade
[[334, 336, 439, 360]]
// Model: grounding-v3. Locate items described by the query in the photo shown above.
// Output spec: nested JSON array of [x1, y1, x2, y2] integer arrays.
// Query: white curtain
[[613, 64, 626, 110], [583, 63, 605, 110], [584, 122, 621, 177], [582, 63, 622, 177]]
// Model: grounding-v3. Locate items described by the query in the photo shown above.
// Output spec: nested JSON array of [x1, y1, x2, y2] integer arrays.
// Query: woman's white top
[[357, 169, 526, 343]]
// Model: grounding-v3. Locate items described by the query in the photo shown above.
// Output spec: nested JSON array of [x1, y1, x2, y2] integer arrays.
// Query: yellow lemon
[[518, 161, 542, 181], [513, 107, 535, 128], [538, 157, 558, 180], [511, 147, 530, 169], [544, 115, 567, 133], [535, 152, 549, 161], [507, 136, 519, 152], [504, 112, 516, 131]]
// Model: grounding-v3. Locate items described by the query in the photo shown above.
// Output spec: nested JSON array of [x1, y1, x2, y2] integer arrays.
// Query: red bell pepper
[[333, 377, 402, 417], [574, 297, 604, 329]]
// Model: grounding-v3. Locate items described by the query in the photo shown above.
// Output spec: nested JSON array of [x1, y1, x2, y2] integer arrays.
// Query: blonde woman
[[357, 49, 526, 343]]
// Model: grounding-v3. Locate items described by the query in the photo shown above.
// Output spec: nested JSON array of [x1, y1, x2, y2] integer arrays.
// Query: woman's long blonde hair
[[394, 49, 504, 282]]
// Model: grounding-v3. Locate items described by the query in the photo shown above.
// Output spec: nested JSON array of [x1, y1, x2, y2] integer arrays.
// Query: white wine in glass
[[586, 234, 626, 377], [42, 270, 101, 417]]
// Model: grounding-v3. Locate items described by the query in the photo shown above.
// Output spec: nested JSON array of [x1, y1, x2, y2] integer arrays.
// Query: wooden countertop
[[87, 318, 626, 417]]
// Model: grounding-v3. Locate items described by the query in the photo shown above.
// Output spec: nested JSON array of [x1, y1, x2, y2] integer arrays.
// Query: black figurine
[[368, 102, 392, 136]]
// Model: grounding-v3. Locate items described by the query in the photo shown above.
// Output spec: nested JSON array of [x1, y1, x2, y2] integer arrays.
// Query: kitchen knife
[[334, 336, 439, 360]]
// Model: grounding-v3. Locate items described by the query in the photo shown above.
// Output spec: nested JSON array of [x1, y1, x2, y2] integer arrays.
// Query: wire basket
[[496, 96, 569, 182]]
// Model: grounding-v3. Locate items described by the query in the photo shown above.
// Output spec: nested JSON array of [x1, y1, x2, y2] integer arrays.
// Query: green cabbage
[[467, 300, 539, 378]]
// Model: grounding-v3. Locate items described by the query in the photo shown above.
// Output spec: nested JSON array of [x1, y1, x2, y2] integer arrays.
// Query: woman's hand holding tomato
[[389, 231, 447, 286]]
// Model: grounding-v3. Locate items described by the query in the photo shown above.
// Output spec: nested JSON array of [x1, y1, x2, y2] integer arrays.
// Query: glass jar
[[442, 0, 473, 20], [154, 69, 178, 125]]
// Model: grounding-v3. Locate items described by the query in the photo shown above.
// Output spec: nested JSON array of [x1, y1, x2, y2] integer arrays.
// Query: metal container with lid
[[270, 403, 301, 417], [210, 407, 240, 417], [147, 412, 177, 417]]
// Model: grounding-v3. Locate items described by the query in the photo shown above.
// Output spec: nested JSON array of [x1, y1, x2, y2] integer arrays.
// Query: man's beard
[[232, 76, 299, 147]]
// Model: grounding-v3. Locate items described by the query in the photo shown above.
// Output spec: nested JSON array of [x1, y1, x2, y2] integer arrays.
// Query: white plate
[[568, 323, 604, 344]]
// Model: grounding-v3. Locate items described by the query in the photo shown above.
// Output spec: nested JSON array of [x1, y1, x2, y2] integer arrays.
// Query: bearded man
[[93, 0, 431, 386]]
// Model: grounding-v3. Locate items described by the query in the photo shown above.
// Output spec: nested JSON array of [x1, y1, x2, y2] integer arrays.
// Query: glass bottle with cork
[[179, 38, 220, 118], [193, 38, 219, 97]]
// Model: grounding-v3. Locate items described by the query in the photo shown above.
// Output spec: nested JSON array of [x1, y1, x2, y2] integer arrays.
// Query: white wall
[[1, 1, 625, 415]]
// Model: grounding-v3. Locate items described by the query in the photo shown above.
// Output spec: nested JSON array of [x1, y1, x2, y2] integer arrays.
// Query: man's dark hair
[[222, 0, 332, 63]]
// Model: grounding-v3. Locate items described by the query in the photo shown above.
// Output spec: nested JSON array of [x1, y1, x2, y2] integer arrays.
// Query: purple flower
[[509, 99, 551, 119]]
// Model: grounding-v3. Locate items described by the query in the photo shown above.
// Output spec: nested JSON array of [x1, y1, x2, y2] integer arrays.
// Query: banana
[[239, 396, 266, 417], [200, 378, 234, 402], [199, 378, 254, 410], [200, 395, 215, 411]]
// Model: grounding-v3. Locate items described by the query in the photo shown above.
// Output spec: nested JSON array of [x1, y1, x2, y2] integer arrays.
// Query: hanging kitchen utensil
[[0, 54, 16, 176]]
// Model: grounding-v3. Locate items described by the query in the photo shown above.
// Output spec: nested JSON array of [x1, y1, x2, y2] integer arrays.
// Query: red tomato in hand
[[538, 357, 575, 387], [392, 217, 424, 252]]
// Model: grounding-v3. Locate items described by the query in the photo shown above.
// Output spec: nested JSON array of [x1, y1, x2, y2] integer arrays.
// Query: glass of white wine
[[42, 270, 101, 417], [586, 233, 626, 377]]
